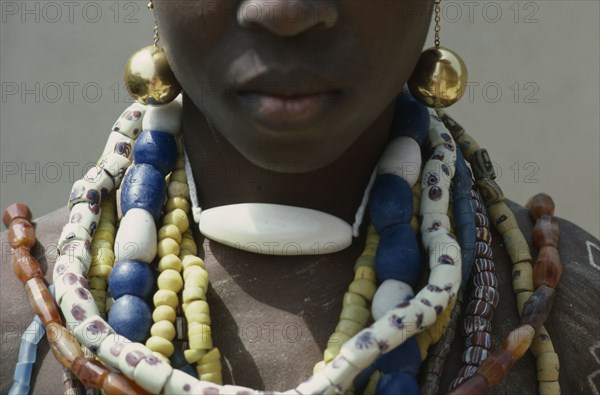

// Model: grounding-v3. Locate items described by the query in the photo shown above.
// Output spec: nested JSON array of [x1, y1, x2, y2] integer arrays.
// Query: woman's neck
[[182, 93, 397, 225]]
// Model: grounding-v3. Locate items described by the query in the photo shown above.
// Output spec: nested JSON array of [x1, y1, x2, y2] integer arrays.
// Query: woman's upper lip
[[232, 68, 340, 97]]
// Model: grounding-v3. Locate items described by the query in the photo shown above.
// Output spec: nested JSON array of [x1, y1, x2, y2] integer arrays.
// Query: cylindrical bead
[[476, 348, 512, 386], [25, 277, 62, 325], [462, 346, 490, 365], [103, 372, 150, 395], [502, 324, 535, 362], [447, 373, 488, 395], [503, 228, 533, 264], [475, 178, 504, 206], [530, 326, 555, 357], [12, 248, 44, 283], [466, 300, 494, 320], [526, 193, 555, 220], [534, 246, 563, 289], [521, 285, 556, 330], [71, 356, 108, 387], [512, 262, 534, 293], [516, 291, 533, 316], [466, 332, 493, 349], [532, 215, 559, 248], [3, 202, 32, 225], [46, 322, 84, 368], [473, 258, 495, 273], [471, 285, 499, 308], [463, 316, 491, 335], [539, 380, 561, 395], [7, 218, 36, 248], [537, 352, 560, 381]]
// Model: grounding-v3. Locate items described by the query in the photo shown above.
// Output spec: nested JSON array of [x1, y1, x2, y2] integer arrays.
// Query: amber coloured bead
[[12, 248, 44, 283], [532, 215, 559, 248], [477, 348, 513, 386], [25, 278, 62, 326], [46, 322, 84, 368], [521, 285, 556, 330], [104, 372, 151, 395], [526, 193, 555, 220], [502, 324, 535, 362], [447, 373, 489, 395], [72, 356, 108, 387], [3, 202, 32, 226], [7, 218, 36, 249], [534, 246, 563, 289]]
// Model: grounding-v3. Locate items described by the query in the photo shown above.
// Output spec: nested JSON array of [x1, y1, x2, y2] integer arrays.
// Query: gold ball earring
[[124, 1, 181, 105], [408, 0, 468, 108]]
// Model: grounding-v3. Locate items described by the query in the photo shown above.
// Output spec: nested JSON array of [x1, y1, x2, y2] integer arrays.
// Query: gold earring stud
[[408, 0, 468, 108], [124, 0, 181, 105]]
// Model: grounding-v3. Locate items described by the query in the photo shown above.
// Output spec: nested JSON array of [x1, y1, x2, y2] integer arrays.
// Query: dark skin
[[151, 0, 436, 389], [154, 0, 434, 221], [0, 1, 599, 394]]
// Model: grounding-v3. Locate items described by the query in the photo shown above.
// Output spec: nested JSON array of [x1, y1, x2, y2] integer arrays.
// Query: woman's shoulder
[[1, 203, 599, 393], [1, 205, 70, 394]]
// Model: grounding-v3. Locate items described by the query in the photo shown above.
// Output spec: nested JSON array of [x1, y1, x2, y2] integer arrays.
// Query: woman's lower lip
[[235, 91, 340, 130]]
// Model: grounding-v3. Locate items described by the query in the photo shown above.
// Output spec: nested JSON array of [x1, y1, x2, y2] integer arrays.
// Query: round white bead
[[115, 208, 157, 263], [371, 279, 414, 321], [377, 136, 422, 186], [142, 99, 183, 135]]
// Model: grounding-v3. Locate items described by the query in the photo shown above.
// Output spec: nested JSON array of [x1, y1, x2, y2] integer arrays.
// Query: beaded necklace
[[4, 93, 563, 395]]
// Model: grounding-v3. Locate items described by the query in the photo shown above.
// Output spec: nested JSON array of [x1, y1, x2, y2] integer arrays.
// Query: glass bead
[[389, 93, 430, 144], [71, 356, 108, 387], [25, 278, 62, 325], [133, 130, 178, 176], [537, 352, 560, 381], [521, 285, 556, 330], [447, 373, 488, 395], [526, 193, 555, 220], [7, 218, 36, 249], [12, 249, 44, 283], [103, 372, 151, 395], [108, 260, 156, 300], [46, 322, 84, 368], [3, 202, 32, 226], [512, 262, 534, 293], [502, 324, 535, 362], [488, 202, 519, 234], [108, 295, 153, 343], [376, 224, 421, 284], [146, 335, 175, 357], [471, 149, 496, 180], [532, 215, 559, 248], [533, 246, 563, 289], [475, 178, 504, 206], [477, 348, 512, 386], [369, 175, 413, 231], [503, 227, 533, 264], [120, 164, 167, 221]]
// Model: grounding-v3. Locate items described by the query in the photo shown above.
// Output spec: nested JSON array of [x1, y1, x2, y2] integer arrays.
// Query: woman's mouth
[[235, 90, 342, 130]]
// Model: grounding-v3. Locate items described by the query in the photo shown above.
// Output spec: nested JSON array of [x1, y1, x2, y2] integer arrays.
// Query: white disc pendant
[[199, 203, 353, 256]]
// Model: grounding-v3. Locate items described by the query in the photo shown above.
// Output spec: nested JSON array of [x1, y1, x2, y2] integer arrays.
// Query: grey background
[[1, 0, 599, 238]]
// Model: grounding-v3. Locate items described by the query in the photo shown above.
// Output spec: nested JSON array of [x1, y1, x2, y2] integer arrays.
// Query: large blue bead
[[376, 371, 419, 395], [108, 260, 155, 301], [108, 295, 152, 343], [376, 224, 421, 284], [369, 174, 413, 232], [120, 164, 166, 221], [389, 93, 430, 145], [375, 337, 421, 375], [133, 130, 178, 176]]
